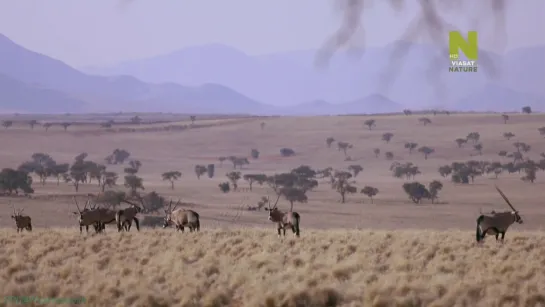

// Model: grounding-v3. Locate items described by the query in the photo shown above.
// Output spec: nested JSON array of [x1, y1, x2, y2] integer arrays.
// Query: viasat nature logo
[[449, 31, 478, 73]]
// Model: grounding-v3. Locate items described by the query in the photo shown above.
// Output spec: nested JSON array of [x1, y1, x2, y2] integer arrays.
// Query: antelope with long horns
[[10, 202, 32, 233], [116, 199, 142, 232], [163, 199, 200, 232], [263, 195, 300, 237], [72, 197, 112, 233], [476, 185, 523, 243]]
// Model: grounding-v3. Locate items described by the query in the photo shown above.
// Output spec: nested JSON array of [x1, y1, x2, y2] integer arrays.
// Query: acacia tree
[[264, 166, 318, 210], [2, 120, 13, 129], [348, 165, 363, 177], [162, 171, 182, 189], [124, 175, 144, 196], [418, 146, 435, 159], [100, 171, 118, 192], [326, 137, 335, 148], [363, 119, 375, 130], [194, 165, 207, 179], [0, 168, 34, 195], [418, 117, 432, 126], [226, 171, 241, 191], [382, 132, 394, 143], [503, 132, 515, 140], [243, 174, 267, 191], [28, 120, 38, 130], [337, 141, 353, 158], [402, 181, 430, 204], [455, 138, 467, 148], [361, 186, 379, 203], [428, 180, 443, 204], [218, 182, 230, 193], [331, 171, 357, 203], [61, 122, 71, 131], [405, 142, 418, 154], [373, 148, 380, 158], [474, 144, 483, 155], [466, 132, 480, 144]]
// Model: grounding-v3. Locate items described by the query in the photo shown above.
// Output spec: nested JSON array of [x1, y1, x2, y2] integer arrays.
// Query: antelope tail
[[115, 210, 123, 231], [476, 215, 484, 242], [293, 212, 301, 237]]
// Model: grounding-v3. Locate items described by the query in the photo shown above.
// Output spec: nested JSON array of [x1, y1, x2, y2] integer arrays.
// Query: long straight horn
[[73, 197, 82, 213], [266, 195, 271, 210], [495, 185, 517, 212], [173, 199, 181, 211]]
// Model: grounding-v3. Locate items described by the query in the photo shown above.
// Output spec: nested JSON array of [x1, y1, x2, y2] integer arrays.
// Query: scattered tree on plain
[[522, 106, 532, 114], [404, 142, 418, 154], [337, 141, 353, 158], [243, 174, 267, 191], [402, 181, 430, 204], [226, 171, 241, 191], [382, 132, 394, 143], [207, 164, 215, 178], [326, 137, 335, 148], [383, 152, 393, 160], [364, 119, 375, 130], [418, 146, 435, 159], [455, 138, 467, 148], [194, 165, 207, 179], [466, 132, 480, 144], [61, 123, 71, 131], [474, 143, 483, 155], [331, 171, 357, 203], [373, 148, 380, 158], [218, 182, 230, 193], [124, 174, 144, 196], [280, 148, 296, 157], [348, 165, 363, 177], [361, 186, 379, 203], [251, 149, 260, 159], [503, 132, 515, 140], [162, 171, 182, 189], [28, 120, 38, 130], [418, 117, 431, 126], [428, 180, 443, 204], [2, 120, 13, 129]]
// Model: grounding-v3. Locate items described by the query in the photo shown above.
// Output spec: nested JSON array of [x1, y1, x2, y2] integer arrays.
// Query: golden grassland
[[1, 112, 545, 306], [2, 228, 545, 307]]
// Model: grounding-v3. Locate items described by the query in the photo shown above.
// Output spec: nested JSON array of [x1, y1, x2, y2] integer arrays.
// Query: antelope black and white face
[[513, 211, 523, 224], [163, 211, 173, 228], [265, 207, 283, 222]]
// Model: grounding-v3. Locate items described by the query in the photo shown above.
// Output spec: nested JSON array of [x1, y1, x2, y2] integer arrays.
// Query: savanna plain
[[1, 112, 545, 306]]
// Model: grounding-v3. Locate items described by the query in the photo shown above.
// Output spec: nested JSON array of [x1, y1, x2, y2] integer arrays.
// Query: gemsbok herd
[[6, 185, 525, 242]]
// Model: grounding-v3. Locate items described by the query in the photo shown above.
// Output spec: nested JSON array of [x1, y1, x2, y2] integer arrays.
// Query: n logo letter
[[449, 31, 478, 60]]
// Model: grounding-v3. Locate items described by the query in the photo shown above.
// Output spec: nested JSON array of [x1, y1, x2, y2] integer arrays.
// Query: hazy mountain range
[[0, 32, 544, 115]]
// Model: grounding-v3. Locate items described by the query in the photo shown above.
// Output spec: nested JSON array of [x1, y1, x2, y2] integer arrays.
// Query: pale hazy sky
[[0, 0, 542, 67]]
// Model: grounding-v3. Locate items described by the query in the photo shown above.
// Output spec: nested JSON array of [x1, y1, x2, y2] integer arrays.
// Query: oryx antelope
[[263, 196, 301, 237], [10, 203, 32, 233], [72, 197, 116, 234], [163, 200, 200, 232], [116, 199, 142, 232], [476, 186, 523, 243]]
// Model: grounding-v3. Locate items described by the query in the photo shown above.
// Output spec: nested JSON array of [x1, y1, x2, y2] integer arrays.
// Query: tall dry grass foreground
[[1, 228, 545, 307]]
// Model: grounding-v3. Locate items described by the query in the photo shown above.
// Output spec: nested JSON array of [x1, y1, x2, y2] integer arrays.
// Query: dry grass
[[2, 112, 545, 306], [2, 228, 545, 307]]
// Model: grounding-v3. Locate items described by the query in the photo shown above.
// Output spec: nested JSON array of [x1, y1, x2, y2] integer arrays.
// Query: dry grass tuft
[[1, 228, 545, 306]]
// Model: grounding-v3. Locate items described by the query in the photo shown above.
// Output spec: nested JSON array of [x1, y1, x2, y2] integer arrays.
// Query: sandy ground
[[1, 112, 544, 306]]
